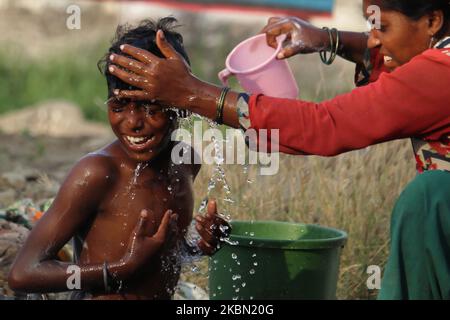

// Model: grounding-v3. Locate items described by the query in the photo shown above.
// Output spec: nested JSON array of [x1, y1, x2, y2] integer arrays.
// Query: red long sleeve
[[248, 49, 450, 156]]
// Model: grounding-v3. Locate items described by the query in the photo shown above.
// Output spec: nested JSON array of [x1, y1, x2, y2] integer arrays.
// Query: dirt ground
[[0, 102, 114, 297]]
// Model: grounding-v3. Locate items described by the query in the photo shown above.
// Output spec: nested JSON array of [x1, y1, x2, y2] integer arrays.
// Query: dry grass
[[183, 138, 416, 299]]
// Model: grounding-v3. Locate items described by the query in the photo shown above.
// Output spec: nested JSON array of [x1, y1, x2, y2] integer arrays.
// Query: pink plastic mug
[[218, 34, 299, 99]]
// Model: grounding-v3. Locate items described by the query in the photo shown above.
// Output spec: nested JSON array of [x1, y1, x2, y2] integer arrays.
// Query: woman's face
[[363, 0, 434, 70]]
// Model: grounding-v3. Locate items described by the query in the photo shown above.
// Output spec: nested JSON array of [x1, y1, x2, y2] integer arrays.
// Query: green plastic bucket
[[208, 220, 347, 300]]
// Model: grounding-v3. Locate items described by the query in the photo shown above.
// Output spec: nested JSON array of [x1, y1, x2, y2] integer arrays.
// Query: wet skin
[[8, 100, 229, 300]]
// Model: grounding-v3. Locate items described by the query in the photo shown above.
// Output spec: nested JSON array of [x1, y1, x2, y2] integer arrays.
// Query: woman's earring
[[429, 36, 435, 49]]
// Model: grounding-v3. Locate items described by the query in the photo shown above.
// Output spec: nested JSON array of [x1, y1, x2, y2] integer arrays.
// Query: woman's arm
[[336, 31, 368, 65], [109, 32, 450, 157], [108, 29, 367, 130], [245, 51, 450, 156]]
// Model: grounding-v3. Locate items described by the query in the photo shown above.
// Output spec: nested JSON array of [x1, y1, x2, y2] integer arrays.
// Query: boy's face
[[108, 98, 173, 162]]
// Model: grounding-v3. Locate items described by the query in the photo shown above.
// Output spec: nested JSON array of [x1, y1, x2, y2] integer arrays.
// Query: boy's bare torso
[[75, 140, 197, 299]]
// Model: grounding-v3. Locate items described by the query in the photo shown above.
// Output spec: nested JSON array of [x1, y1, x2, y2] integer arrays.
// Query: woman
[[107, 0, 450, 299]]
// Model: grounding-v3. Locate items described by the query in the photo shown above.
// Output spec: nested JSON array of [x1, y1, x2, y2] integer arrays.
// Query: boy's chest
[[95, 167, 194, 238]]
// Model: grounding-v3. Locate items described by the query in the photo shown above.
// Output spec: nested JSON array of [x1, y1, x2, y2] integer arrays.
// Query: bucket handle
[[218, 68, 232, 87]]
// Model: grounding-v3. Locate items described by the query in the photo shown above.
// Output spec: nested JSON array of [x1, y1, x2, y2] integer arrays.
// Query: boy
[[8, 17, 229, 300]]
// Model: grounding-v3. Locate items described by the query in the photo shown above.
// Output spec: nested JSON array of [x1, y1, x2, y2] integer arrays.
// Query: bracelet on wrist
[[319, 27, 340, 65], [215, 87, 230, 125]]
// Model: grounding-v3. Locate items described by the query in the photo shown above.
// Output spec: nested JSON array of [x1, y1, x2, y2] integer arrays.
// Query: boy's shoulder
[[65, 151, 117, 187]]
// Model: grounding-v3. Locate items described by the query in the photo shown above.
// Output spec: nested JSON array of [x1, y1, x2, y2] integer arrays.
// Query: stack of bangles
[[320, 27, 340, 65], [215, 87, 230, 125]]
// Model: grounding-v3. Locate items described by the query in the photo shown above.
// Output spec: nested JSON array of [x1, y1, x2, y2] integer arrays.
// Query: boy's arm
[[8, 155, 133, 293]]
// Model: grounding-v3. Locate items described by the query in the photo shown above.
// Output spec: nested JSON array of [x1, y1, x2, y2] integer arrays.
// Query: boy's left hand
[[195, 199, 231, 255]]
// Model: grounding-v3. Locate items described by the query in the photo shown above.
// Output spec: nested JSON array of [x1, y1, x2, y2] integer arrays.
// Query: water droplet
[[249, 269, 255, 275], [253, 262, 258, 266], [167, 185, 172, 192], [232, 274, 241, 281], [252, 253, 257, 258], [231, 253, 237, 259], [242, 282, 246, 287], [223, 197, 234, 203]]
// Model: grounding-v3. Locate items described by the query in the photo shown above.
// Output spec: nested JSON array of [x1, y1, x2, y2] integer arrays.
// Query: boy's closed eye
[[107, 98, 167, 115]]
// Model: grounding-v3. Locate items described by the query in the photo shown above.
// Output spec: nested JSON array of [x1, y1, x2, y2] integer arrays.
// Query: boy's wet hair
[[98, 17, 191, 115]]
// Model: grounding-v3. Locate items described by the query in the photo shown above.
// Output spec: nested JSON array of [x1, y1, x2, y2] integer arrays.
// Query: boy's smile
[[108, 98, 173, 162], [123, 133, 156, 151]]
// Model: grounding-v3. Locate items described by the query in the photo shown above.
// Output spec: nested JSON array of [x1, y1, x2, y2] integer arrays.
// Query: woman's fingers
[[108, 65, 148, 88], [260, 16, 282, 34], [110, 53, 148, 76], [156, 30, 181, 60], [278, 40, 301, 59], [114, 89, 151, 101], [264, 19, 295, 49], [120, 44, 159, 65]]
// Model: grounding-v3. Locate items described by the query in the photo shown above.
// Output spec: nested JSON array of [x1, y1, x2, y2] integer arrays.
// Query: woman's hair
[[98, 17, 190, 98], [376, 0, 450, 38]]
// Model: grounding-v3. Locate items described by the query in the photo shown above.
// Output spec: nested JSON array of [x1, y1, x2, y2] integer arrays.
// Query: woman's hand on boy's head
[[108, 30, 194, 108], [195, 199, 231, 256]]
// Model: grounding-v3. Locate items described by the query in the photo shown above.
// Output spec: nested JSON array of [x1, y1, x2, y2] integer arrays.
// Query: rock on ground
[[0, 220, 29, 297]]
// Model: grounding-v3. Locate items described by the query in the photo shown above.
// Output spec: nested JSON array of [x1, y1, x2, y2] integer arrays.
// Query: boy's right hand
[[122, 209, 177, 275]]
